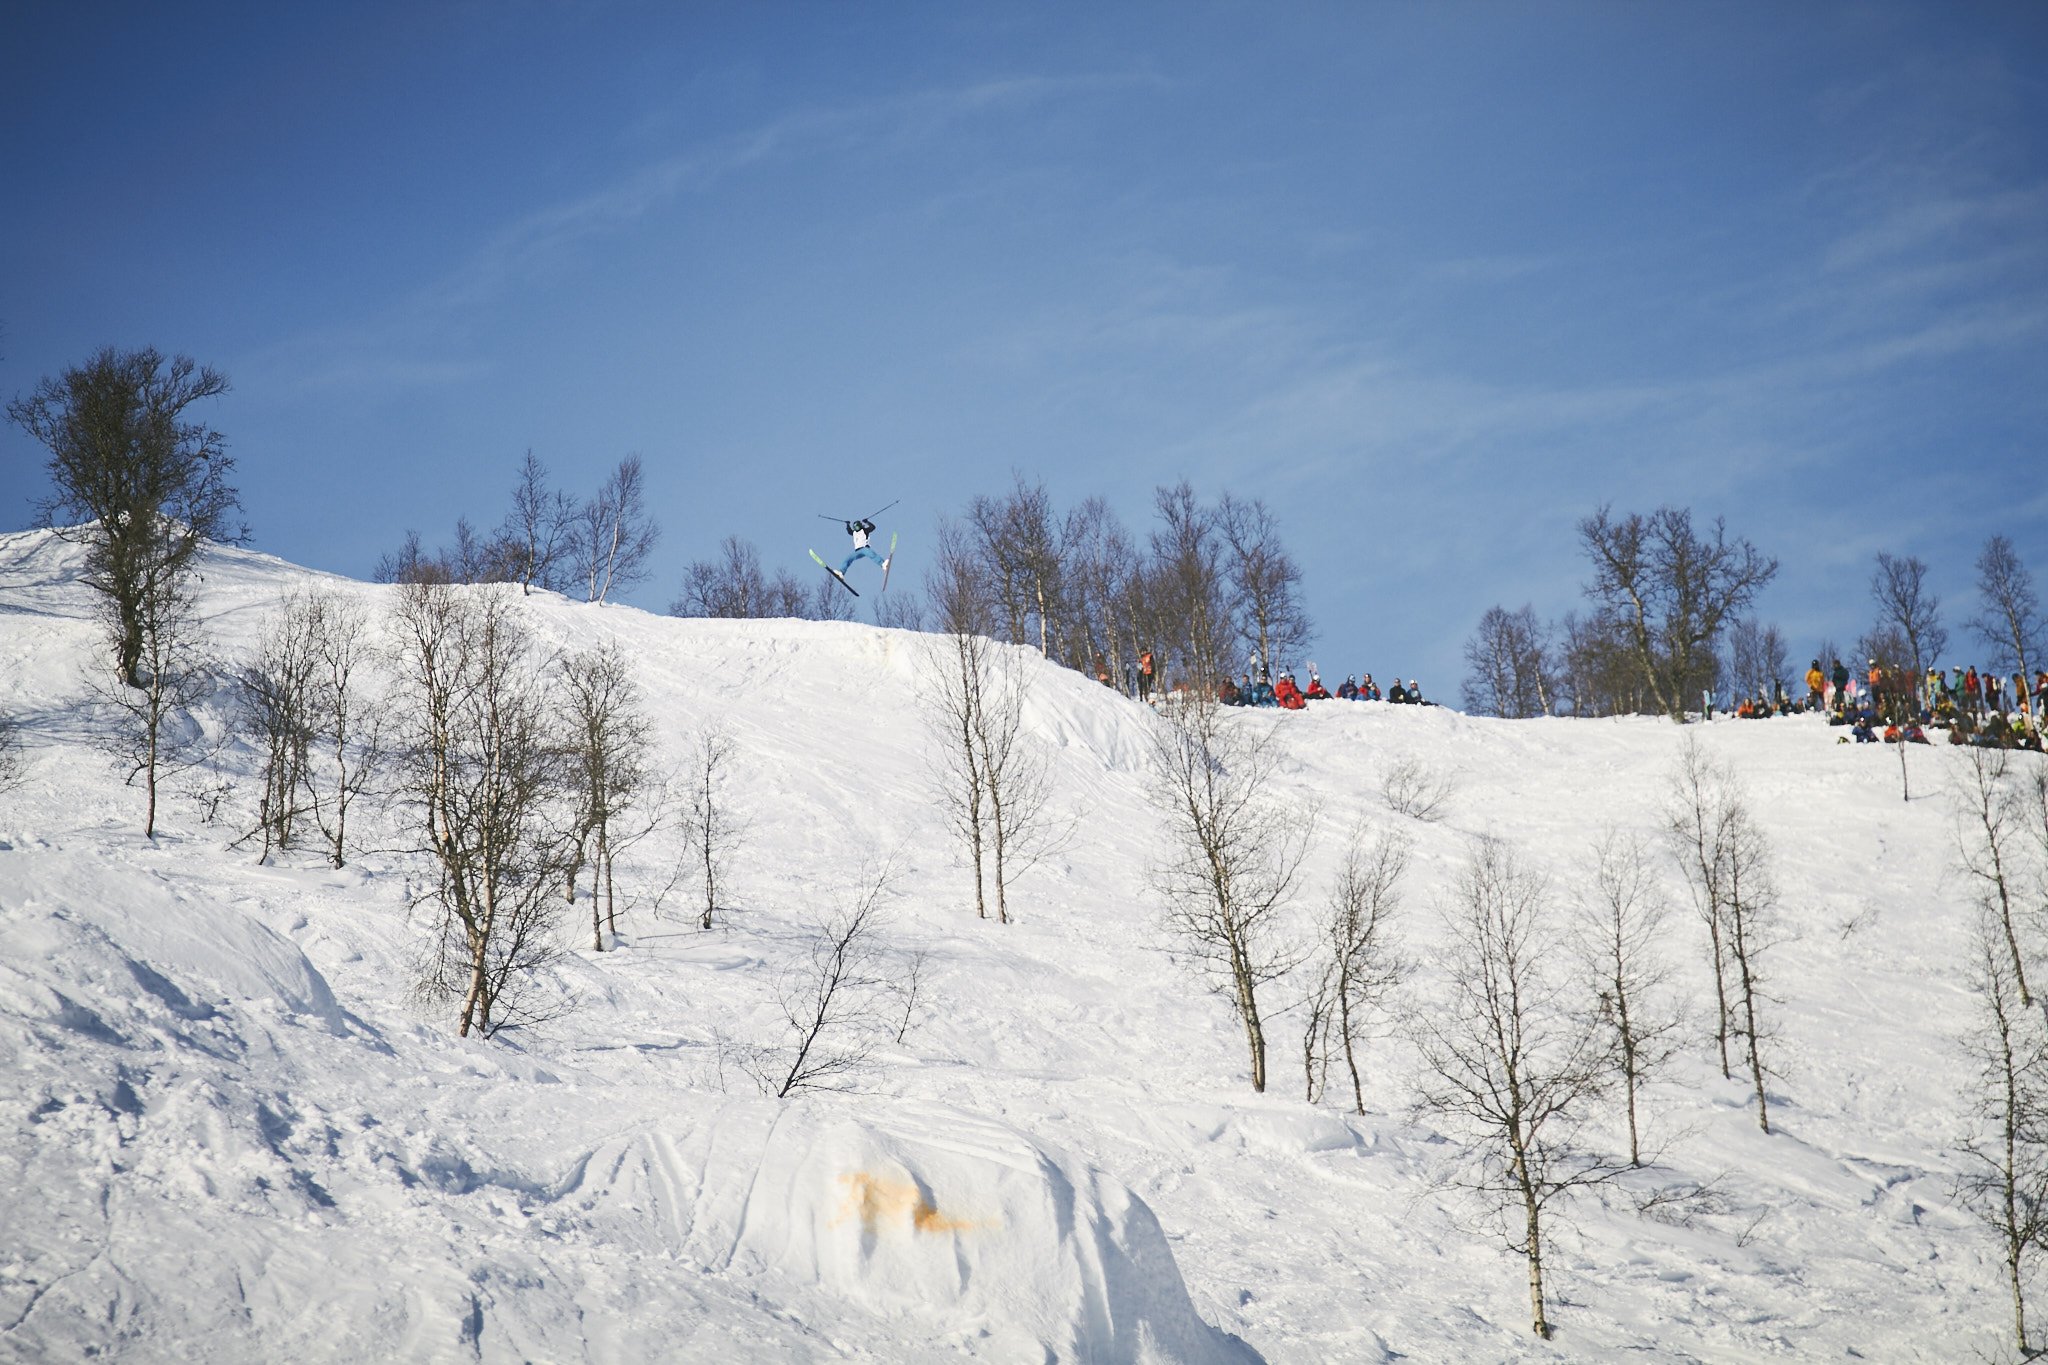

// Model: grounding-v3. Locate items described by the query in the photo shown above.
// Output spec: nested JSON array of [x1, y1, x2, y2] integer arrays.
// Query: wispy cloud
[[253, 70, 1161, 397]]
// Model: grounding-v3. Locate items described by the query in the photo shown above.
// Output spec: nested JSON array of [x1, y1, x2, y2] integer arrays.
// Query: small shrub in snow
[[1380, 756, 1456, 822]]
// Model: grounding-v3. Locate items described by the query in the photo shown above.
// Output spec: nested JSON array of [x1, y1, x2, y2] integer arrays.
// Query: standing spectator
[[1965, 666, 1983, 716], [1137, 648, 1155, 702], [1805, 660, 1826, 709], [1831, 658, 1850, 710]]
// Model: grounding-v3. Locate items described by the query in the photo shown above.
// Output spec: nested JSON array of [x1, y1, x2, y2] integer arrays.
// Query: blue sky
[[4, 1, 2045, 692]]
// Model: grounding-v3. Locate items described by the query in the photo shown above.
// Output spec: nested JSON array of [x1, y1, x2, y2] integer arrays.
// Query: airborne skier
[[840, 518, 888, 578], [808, 500, 898, 597]]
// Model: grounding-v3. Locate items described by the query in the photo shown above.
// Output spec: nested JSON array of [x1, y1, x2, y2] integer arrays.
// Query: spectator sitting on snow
[[2014, 713, 2042, 752], [1361, 673, 1382, 701], [1986, 711, 2012, 747], [1407, 679, 1428, 705], [1388, 679, 1410, 704], [1853, 716, 1878, 743], [1274, 673, 1307, 710], [1252, 677, 1277, 707], [1902, 721, 1930, 745], [1337, 674, 1359, 700], [1305, 674, 1332, 701], [1217, 677, 1242, 705], [1882, 722, 1902, 743]]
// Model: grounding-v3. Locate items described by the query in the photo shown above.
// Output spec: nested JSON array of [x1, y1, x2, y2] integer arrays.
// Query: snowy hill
[[0, 528, 2014, 1362]]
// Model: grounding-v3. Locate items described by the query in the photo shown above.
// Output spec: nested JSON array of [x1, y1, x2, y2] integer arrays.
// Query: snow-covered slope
[[0, 528, 2014, 1361]]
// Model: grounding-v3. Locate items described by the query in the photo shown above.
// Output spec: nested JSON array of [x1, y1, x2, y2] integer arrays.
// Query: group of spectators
[[1786, 657, 2048, 752], [1097, 650, 1435, 713], [1218, 666, 1434, 711]]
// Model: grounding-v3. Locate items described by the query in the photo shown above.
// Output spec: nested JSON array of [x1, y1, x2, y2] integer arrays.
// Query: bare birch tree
[[11, 346, 242, 688], [1667, 738, 1736, 1078], [682, 723, 743, 930], [559, 642, 658, 951], [1148, 695, 1312, 1093], [576, 454, 660, 604], [1219, 494, 1312, 684], [388, 582, 577, 1038], [93, 571, 211, 839], [1870, 551, 1947, 680], [1578, 828, 1684, 1166], [1958, 746, 2033, 1010], [1319, 825, 1409, 1114], [1957, 905, 2048, 1359], [1414, 835, 1620, 1339], [304, 590, 381, 870], [1970, 534, 2044, 683], [1578, 505, 1776, 721], [1461, 604, 1553, 718], [499, 450, 579, 595], [234, 589, 323, 859], [741, 862, 894, 1097]]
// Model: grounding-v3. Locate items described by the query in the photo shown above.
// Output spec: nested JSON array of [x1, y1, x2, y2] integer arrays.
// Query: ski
[[879, 531, 898, 593], [808, 548, 859, 596]]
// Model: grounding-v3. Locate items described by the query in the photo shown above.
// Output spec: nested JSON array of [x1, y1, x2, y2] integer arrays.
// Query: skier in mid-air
[[841, 517, 889, 578], [809, 502, 898, 596]]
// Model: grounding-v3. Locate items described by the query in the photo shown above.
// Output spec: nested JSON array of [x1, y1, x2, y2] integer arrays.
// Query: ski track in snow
[[0, 527, 2020, 1362]]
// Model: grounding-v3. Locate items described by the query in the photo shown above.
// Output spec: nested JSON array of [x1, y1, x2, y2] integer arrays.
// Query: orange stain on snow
[[833, 1172, 993, 1235]]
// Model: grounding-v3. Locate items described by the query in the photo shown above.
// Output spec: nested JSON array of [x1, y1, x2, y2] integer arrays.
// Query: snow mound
[[569, 1099, 1256, 1363]]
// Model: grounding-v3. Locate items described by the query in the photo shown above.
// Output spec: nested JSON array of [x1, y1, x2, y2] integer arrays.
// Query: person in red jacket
[[1273, 673, 1307, 709], [1304, 672, 1332, 701], [1965, 666, 1982, 716]]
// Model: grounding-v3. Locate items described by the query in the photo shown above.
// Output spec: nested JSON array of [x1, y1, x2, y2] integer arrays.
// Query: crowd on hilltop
[[1094, 649, 1434, 712], [1731, 655, 2047, 751]]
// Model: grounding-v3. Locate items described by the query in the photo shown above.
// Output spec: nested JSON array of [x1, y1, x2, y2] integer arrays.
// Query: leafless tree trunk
[[1148, 482, 1235, 695], [1970, 534, 2044, 683], [559, 642, 657, 951], [93, 571, 211, 838], [1957, 906, 2048, 1358], [1219, 494, 1312, 686], [1667, 738, 1736, 1077], [1958, 746, 2033, 1010], [1414, 835, 1621, 1339], [918, 625, 1061, 924], [742, 862, 894, 1097], [1723, 794, 1778, 1132], [1578, 829, 1683, 1166], [1578, 505, 1776, 722], [681, 723, 743, 930], [1724, 616, 1790, 709], [234, 588, 323, 859], [576, 454, 660, 604], [1461, 604, 1554, 718], [500, 450, 579, 595], [1148, 695, 1312, 1093], [1870, 552, 1947, 680], [11, 347, 242, 690], [304, 590, 381, 869], [388, 582, 577, 1038], [1320, 825, 1409, 1114], [922, 625, 994, 919]]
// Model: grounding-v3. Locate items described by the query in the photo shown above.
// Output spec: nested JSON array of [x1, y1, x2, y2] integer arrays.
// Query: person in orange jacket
[[1273, 672, 1307, 709]]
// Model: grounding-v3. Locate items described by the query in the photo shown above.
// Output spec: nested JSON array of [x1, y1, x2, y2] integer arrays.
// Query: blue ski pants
[[841, 546, 886, 573]]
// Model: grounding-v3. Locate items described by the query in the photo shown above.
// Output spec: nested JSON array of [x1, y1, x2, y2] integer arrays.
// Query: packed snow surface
[[0, 528, 2017, 1361]]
